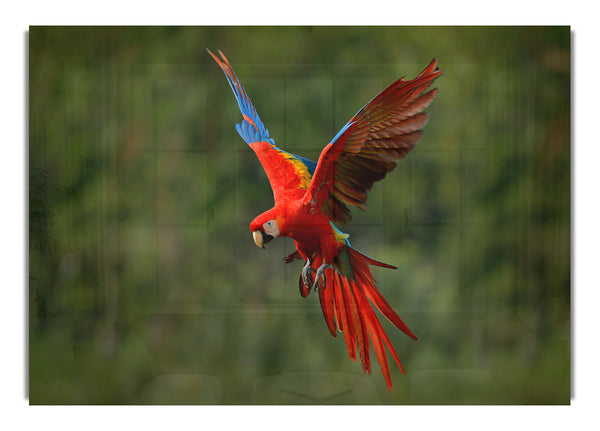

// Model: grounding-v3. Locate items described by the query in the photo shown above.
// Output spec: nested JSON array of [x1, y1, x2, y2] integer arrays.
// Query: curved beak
[[252, 230, 274, 249]]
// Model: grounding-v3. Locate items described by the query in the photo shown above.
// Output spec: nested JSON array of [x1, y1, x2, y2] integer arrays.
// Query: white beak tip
[[252, 230, 264, 248]]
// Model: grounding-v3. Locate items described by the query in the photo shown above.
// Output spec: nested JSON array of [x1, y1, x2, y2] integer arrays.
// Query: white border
[[3, 1, 599, 429]]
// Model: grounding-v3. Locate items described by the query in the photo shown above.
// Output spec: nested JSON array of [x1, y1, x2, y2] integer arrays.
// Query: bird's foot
[[311, 263, 329, 292], [301, 259, 315, 289]]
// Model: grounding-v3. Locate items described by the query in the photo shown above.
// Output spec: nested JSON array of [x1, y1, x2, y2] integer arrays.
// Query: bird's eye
[[262, 220, 279, 238]]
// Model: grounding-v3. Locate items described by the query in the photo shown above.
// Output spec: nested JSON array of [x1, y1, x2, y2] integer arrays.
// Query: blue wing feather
[[209, 49, 317, 186], [208, 49, 273, 145], [292, 154, 317, 176]]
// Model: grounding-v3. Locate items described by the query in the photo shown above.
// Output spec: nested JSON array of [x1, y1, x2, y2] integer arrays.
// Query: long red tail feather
[[303, 246, 415, 391]]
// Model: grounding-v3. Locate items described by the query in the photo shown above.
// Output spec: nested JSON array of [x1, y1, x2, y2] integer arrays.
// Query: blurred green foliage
[[29, 26, 570, 404]]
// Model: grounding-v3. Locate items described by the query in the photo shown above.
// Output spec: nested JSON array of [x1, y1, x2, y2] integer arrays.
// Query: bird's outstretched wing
[[208, 49, 317, 203], [305, 59, 442, 224]]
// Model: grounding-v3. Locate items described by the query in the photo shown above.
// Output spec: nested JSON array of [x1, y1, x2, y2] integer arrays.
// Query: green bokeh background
[[29, 26, 570, 404]]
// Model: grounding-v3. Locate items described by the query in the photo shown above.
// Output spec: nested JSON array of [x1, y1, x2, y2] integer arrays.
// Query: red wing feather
[[209, 49, 317, 204], [306, 59, 442, 224]]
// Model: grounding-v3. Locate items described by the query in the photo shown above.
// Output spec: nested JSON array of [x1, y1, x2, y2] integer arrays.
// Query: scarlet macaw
[[209, 50, 441, 391]]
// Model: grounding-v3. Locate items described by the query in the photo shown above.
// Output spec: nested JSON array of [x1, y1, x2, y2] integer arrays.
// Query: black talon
[[301, 259, 316, 289], [311, 263, 329, 292], [314, 271, 326, 292]]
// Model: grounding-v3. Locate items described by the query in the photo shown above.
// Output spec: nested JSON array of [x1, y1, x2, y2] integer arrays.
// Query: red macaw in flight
[[208, 50, 441, 391]]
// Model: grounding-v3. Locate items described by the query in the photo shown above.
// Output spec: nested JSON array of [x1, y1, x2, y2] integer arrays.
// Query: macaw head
[[249, 210, 281, 249]]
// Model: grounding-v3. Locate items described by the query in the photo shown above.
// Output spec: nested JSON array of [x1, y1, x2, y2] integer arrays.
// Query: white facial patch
[[263, 220, 280, 238]]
